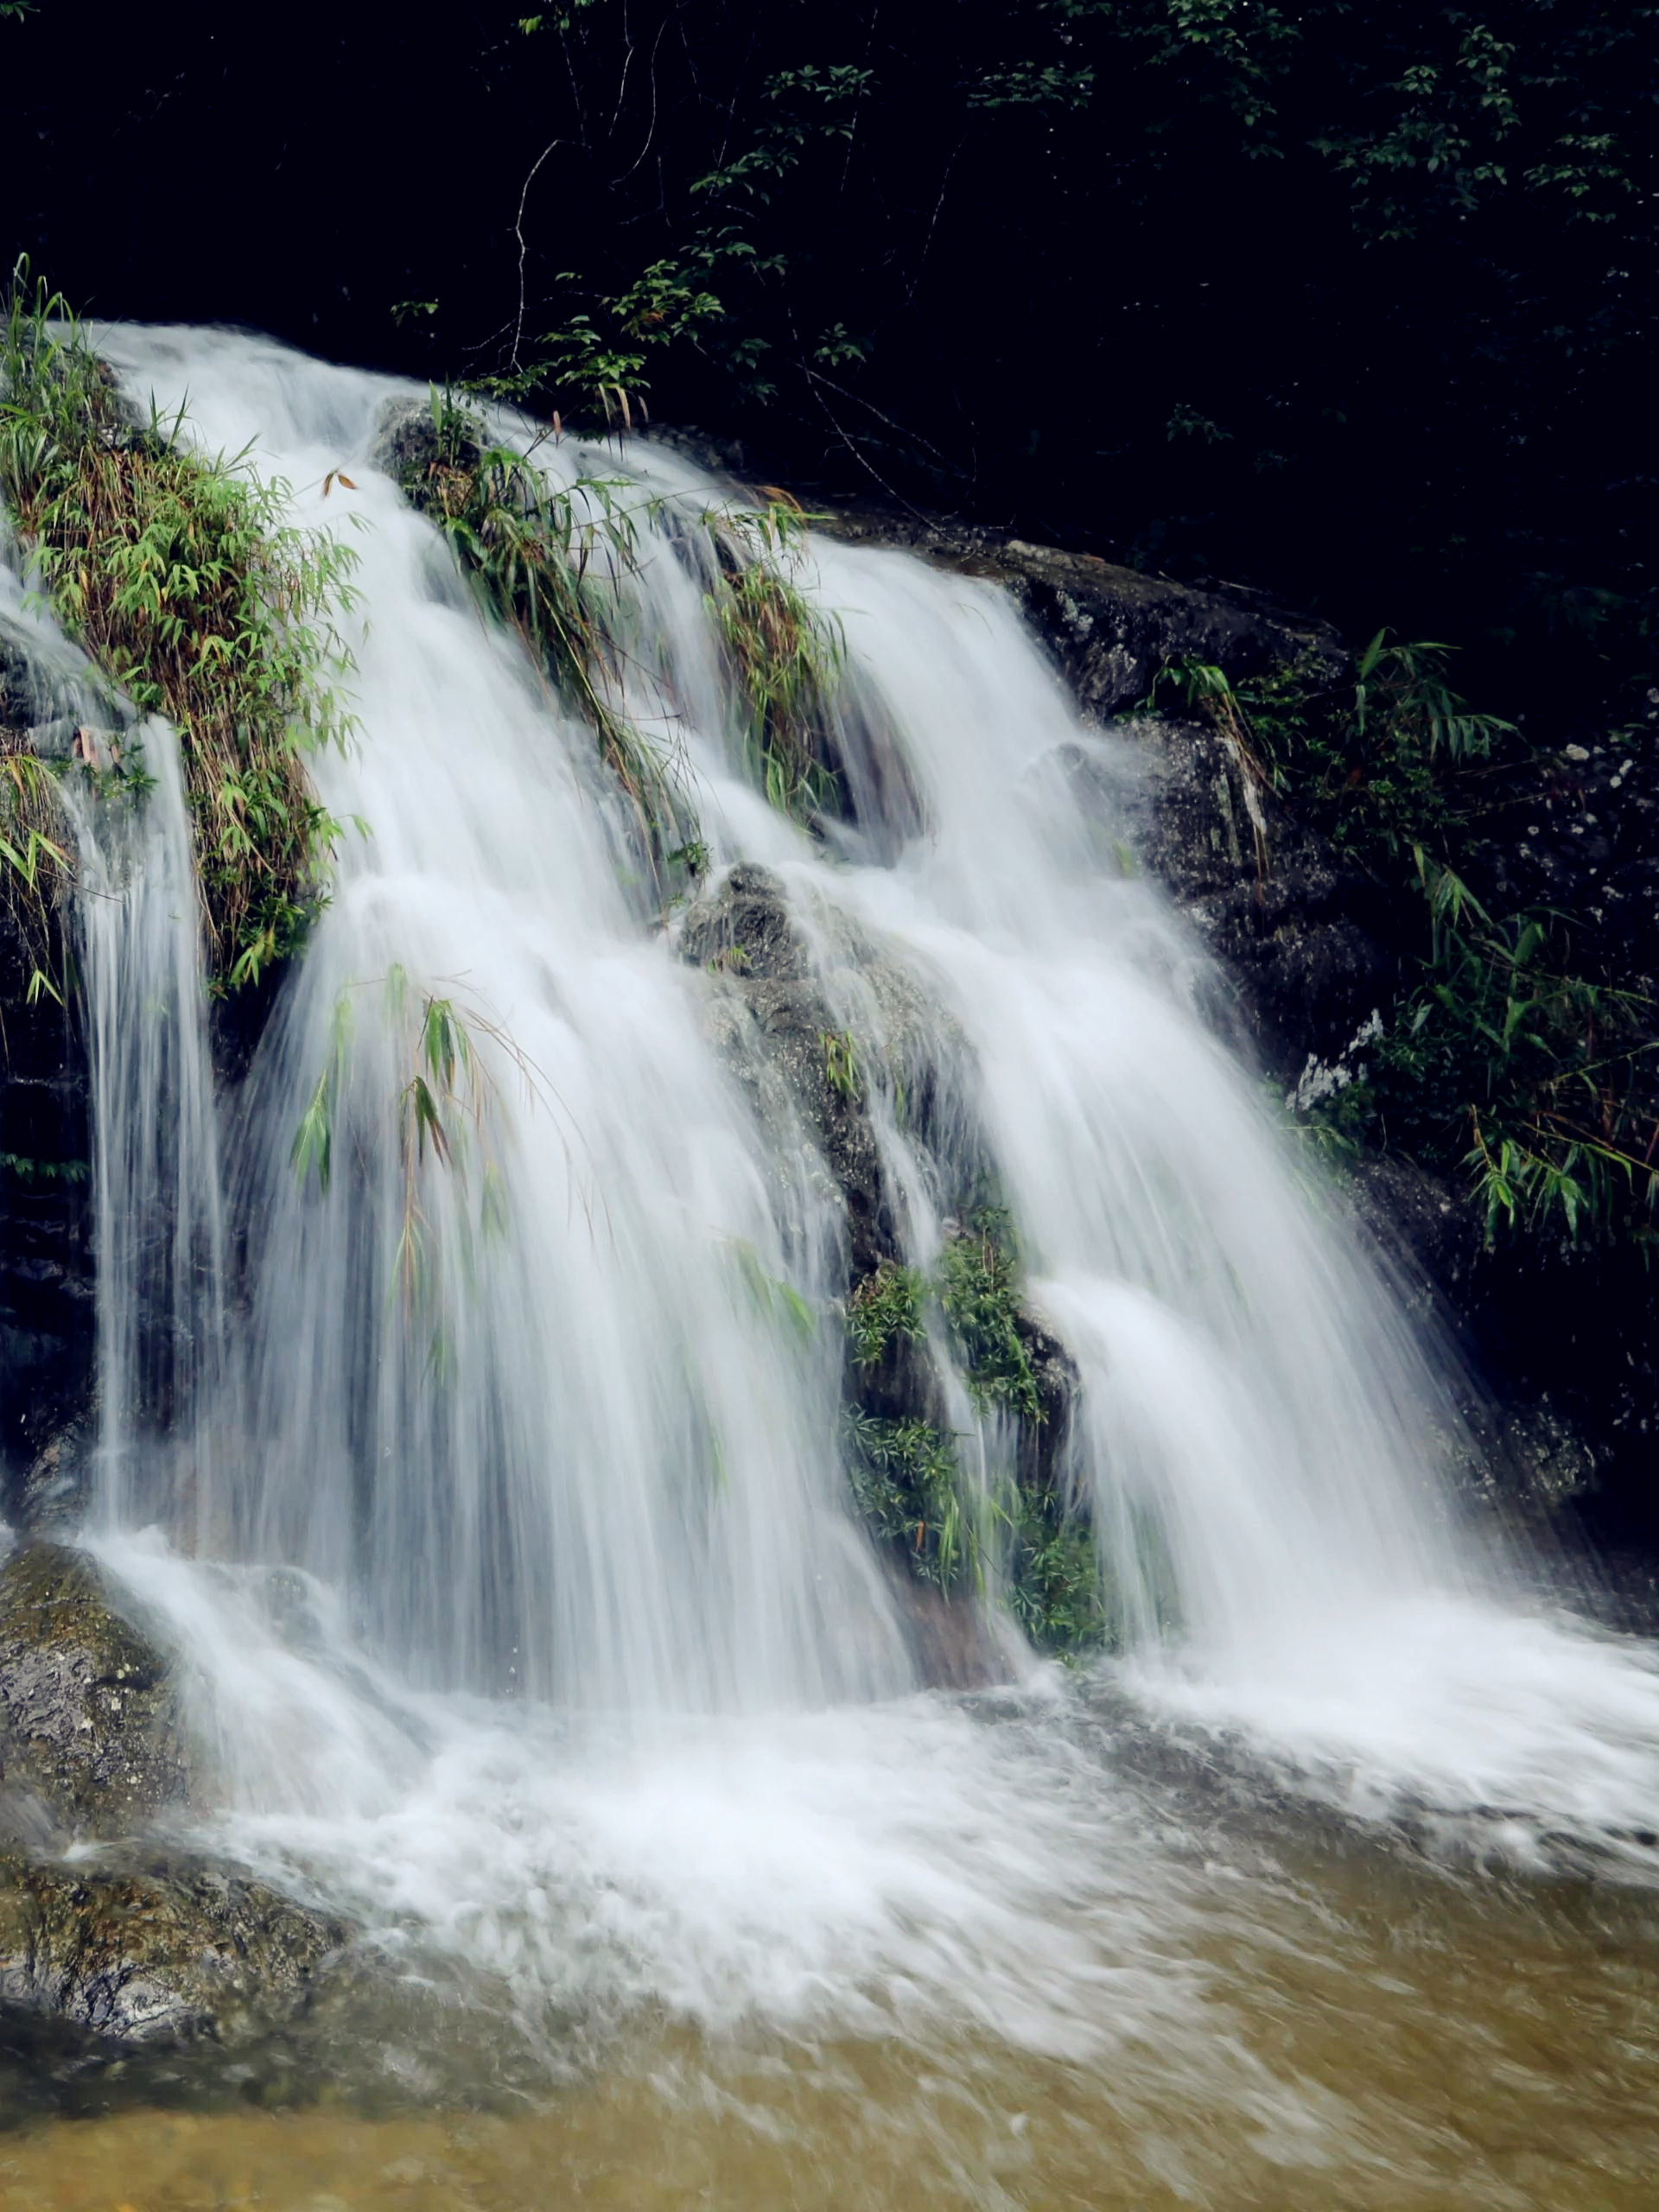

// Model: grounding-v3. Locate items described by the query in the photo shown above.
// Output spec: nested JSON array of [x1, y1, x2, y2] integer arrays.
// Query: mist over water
[[14, 326, 1659, 2178]]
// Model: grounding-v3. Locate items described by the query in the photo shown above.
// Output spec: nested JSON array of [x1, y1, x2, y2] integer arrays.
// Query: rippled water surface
[[8, 1700, 1659, 2211]]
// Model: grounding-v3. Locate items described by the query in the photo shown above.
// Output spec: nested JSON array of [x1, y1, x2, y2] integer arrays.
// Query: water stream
[[8, 326, 1659, 2203]]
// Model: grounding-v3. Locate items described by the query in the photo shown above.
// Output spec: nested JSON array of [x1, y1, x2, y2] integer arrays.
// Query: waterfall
[[38, 324, 1659, 2056], [73, 713, 228, 1532], [0, 555, 226, 1529]]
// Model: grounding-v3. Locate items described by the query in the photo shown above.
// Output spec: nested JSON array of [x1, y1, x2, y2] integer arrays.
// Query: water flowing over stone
[[15, 325, 1659, 2095]]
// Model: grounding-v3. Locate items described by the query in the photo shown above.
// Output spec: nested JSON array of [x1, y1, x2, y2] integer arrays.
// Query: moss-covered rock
[[0, 1847, 353, 2046], [0, 1542, 190, 1838], [680, 862, 902, 1281], [679, 864, 1094, 1659]]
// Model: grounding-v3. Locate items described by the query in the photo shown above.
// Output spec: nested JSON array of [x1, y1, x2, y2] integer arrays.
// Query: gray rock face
[[0, 1543, 191, 1839], [1064, 720, 1399, 1078], [816, 505, 1395, 1082]]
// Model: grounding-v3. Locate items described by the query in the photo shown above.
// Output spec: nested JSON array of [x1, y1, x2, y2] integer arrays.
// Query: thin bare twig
[[902, 131, 969, 310], [510, 139, 572, 374]]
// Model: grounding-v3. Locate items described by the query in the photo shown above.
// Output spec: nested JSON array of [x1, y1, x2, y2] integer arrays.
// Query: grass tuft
[[938, 1207, 1045, 1425], [0, 730, 73, 1003], [397, 389, 691, 871], [705, 503, 843, 825], [0, 264, 359, 991], [846, 1259, 926, 1365]]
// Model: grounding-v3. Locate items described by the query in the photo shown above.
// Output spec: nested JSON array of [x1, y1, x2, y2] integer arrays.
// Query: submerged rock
[[0, 1542, 191, 1839]]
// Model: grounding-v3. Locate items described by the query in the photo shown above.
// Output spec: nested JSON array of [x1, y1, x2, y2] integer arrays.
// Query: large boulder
[[0, 1542, 191, 1839], [0, 1848, 353, 2048], [0, 1542, 367, 2062]]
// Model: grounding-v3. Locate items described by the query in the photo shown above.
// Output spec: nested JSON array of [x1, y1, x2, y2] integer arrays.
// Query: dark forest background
[[5, 0, 1656, 732]]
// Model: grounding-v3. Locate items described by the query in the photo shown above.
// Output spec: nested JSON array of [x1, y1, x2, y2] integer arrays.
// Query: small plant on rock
[[0, 265, 359, 991], [706, 502, 843, 826], [843, 1408, 970, 1586], [846, 1260, 926, 1366], [399, 390, 691, 869], [938, 1207, 1045, 1425]]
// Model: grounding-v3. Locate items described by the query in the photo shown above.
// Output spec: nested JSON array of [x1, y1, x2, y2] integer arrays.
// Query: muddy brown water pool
[[4, 1811, 1656, 2212]]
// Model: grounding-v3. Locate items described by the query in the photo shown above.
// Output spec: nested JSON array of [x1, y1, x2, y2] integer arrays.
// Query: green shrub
[[843, 1408, 969, 1587], [938, 1207, 1045, 1423], [1151, 639, 1657, 1245], [846, 1260, 926, 1366], [999, 1484, 1111, 1656]]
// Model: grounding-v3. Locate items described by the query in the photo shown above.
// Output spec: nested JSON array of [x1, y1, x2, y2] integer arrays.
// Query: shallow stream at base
[[6, 1689, 1659, 2210]]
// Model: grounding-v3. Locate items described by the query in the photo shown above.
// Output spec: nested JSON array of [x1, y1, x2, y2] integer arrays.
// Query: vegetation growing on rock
[[704, 504, 844, 828], [376, 391, 691, 872], [377, 395, 845, 867], [0, 271, 357, 990], [846, 1261, 926, 1369], [1153, 645, 1659, 1249], [938, 1210, 1046, 1427]]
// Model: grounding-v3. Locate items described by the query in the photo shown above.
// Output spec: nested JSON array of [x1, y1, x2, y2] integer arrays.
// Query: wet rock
[[370, 394, 481, 497], [0, 620, 95, 1520], [0, 1543, 191, 1839], [15, 1410, 94, 1533], [1010, 1295, 1080, 1496], [679, 863, 1084, 1656], [1058, 718, 1400, 1078], [1492, 1399, 1601, 1516], [0, 1847, 353, 2046], [813, 505, 1344, 717], [814, 504, 1388, 1079], [679, 863, 900, 1281], [880, 1567, 1005, 1691]]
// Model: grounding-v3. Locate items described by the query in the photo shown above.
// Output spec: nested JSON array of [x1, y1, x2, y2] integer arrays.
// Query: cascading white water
[[0, 555, 226, 1524], [42, 324, 1659, 2069], [72, 711, 229, 1527]]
